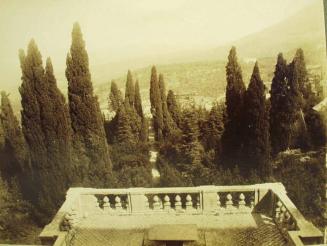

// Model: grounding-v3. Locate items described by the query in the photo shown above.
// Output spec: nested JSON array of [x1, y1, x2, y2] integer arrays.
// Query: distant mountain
[[205, 0, 326, 62], [95, 1, 327, 111]]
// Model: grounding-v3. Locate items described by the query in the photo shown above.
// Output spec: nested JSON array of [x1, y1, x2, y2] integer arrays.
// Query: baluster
[[226, 193, 233, 209], [238, 193, 246, 209], [103, 196, 111, 212], [196, 195, 201, 210], [115, 196, 122, 210], [175, 195, 182, 211], [144, 195, 150, 210], [250, 196, 255, 209], [163, 195, 171, 210], [284, 211, 291, 229], [95, 197, 100, 209], [275, 201, 282, 221], [153, 195, 161, 210], [280, 206, 286, 223], [185, 194, 193, 211], [217, 193, 221, 209], [289, 220, 297, 231], [125, 199, 129, 211], [284, 211, 291, 222]]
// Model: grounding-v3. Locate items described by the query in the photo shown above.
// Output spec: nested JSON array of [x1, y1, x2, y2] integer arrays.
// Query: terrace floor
[[68, 213, 289, 246]]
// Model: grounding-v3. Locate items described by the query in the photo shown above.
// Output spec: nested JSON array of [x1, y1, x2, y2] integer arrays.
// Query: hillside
[[94, 1, 327, 111], [205, 0, 326, 61]]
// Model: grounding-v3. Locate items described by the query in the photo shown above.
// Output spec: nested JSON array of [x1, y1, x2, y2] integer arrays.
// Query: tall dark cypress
[[44, 58, 73, 178], [125, 70, 135, 107], [134, 80, 143, 117], [159, 74, 176, 138], [66, 23, 113, 186], [19, 41, 46, 172], [287, 54, 306, 149], [180, 107, 203, 166], [270, 53, 290, 155], [167, 90, 181, 128], [202, 103, 224, 153], [19, 40, 71, 217], [116, 104, 134, 144], [243, 62, 271, 177], [134, 80, 148, 142], [293, 49, 309, 104], [109, 80, 123, 112], [149, 66, 163, 141], [221, 47, 246, 169], [0, 92, 30, 183]]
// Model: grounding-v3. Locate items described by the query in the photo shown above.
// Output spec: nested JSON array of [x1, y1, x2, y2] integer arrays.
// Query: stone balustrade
[[68, 185, 259, 218], [39, 183, 324, 246], [270, 184, 324, 246]]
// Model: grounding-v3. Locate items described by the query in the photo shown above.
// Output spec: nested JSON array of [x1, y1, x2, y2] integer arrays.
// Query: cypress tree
[[116, 104, 134, 144], [159, 74, 176, 138], [270, 53, 290, 155], [134, 80, 143, 117], [149, 66, 163, 141], [125, 70, 135, 107], [293, 49, 309, 104], [125, 100, 142, 142], [167, 90, 181, 127], [19, 41, 47, 171], [134, 80, 149, 142], [123, 71, 142, 142], [44, 57, 72, 175], [19, 40, 71, 217], [221, 47, 246, 169], [180, 107, 203, 166], [66, 23, 113, 186], [0, 92, 30, 183], [109, 80, 123, 112], [287, 55, 305, 149], [243, 62, 271, 177], [0, 92, 34, 207], [202, 103, 224, 152]]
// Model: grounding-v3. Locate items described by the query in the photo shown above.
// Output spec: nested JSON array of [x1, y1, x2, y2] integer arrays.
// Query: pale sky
[[0, 0, 320, 93]]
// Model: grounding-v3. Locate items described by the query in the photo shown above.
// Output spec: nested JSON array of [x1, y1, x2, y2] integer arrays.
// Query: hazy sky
[[0, 0, 320, 93]]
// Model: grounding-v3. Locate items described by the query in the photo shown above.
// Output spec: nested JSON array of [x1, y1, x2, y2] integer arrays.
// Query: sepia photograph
[[0, 0, 326, 245]]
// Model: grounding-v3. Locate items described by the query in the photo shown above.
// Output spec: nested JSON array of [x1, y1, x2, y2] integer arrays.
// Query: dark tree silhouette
[[221, 47, 246, 169], [116, 104, 134, 144], [270, 53, 290, 155], [159, 74, 177, 138], [19, 40, 72, 218], [243, 62, 271, 177], [167, 89, 181, 128], [149, 66, 163, 141], [109, 80, 123, 112], [66, 23, 113, 187], [134, 80, 143, 117], [125, 70, 135, 107], [0, 92, 30, 185]]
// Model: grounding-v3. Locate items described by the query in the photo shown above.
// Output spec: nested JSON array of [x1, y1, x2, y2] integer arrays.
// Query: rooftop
[[39, 183, 324, 246]]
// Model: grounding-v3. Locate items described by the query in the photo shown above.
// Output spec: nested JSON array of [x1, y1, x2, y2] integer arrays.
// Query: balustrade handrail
[[271, 186, 322, 234], [73, 184, 258, 195], [270, 184, 323, 245]]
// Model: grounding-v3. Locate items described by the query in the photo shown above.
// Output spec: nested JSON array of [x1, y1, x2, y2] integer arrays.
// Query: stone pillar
[[201, 186, 218, 213], [129, 188, 150, 213], [80, 194, 102, 216]]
